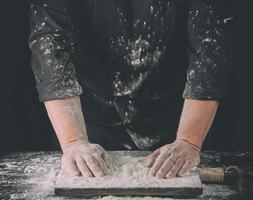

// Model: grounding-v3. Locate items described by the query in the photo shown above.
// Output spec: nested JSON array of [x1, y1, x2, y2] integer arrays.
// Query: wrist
[[62, 137, 89, 153], [175, 136, 202, 152]]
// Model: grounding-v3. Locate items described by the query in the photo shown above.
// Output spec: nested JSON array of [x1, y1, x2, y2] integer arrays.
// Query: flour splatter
[[126, 130, 161, 150], [30, 33, 83, 100]]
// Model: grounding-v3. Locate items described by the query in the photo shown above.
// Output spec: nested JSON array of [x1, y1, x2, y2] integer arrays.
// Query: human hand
[[61, 140, 112, 177], [144, 139, 200, 179]]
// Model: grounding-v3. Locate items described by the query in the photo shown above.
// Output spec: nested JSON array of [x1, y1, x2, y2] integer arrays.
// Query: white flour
[[56, 155, 200, 189]]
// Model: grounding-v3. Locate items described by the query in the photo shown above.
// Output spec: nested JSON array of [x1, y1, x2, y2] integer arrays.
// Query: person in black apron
[[28, 0, 234, 178]]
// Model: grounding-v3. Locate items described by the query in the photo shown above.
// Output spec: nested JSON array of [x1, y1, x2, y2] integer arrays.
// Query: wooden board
[[54, 151, 203, 198]]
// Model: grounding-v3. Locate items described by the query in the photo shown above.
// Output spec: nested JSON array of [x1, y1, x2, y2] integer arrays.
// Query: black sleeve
[[28, 0, 83, 102], [183, 0, 235, 100]]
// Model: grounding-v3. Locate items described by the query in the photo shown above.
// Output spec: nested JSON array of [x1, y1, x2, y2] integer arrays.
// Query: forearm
[[45, 96, 88, 152], [176, 99, 219, 150]]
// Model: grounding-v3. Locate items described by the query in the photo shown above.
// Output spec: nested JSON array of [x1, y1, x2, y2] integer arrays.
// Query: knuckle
[[172, 148, 179, 154], [159, 157, 167, 162], [159, 167, 166, 174], [84, 156, 94, 163], [159, 153, 169, 161], [92, 153, 99, 159], [187, 160, 194, 165], [92, 144, 101, 149], [170, 147, 176, 153], [175, 159, 183, 166], [98, 145, 105, 152], [86, 159, 95, 166], [159, 148, 166, 154], [159, 167, 167, 174], [153, 149, 161, 156], [170, 168, 178, 175], [167, 158, 175, 165], [168, 157, 177, 166], [78, 159, 86, 166], [94, 153, 103, 160]]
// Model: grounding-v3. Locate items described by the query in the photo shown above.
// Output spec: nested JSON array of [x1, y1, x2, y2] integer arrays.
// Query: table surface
[[0, 151, 253, 200]]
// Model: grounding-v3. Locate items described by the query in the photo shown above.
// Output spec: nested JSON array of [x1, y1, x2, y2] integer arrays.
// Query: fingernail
[[149, 172, 155, 177], [98, 172, 105, 177], [166, 172, 173, 179], [74, 172, 81, 177], [156, 173, 164, 179], [178, 172, 185, 177], [83, 173, 93, 178]]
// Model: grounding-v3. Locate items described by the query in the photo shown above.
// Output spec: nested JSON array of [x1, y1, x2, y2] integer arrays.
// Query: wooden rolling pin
[[198, 166, 241, 183], [198, 166, 253, 199]]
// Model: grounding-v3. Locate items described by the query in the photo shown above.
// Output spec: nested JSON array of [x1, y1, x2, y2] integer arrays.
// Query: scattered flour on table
[[23, 156, 62, 199]]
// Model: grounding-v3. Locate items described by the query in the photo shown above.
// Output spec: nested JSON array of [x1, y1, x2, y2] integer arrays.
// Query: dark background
[[1, 1, 252, 152]]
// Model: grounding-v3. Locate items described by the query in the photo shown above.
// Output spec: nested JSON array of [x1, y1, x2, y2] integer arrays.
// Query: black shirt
[[28, 0, 234, 149]]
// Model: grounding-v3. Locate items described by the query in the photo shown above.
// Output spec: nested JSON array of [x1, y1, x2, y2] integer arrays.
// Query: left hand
[[144, 139, 200, 179]]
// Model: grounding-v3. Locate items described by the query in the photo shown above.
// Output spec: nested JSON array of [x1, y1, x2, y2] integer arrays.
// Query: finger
[[156, 155, 176, 179], [102, 151, 112, 168], [166, 158, 184, 179], [144, 149, 160, 168], [62, 158, 81, 176], [75, 156, 93, 177], [83, 154, 105, 177], [92, 150, 109, 174], [99, 146, 112, 168], [178, 160, 194, 177], [149, 151, 170, 177]]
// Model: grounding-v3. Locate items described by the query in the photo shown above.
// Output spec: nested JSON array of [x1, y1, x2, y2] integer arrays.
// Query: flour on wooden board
[[56, 155, 199, 189]]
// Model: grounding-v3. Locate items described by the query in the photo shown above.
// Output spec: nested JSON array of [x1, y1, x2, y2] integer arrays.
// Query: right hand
[[61, 140, 112, 177]]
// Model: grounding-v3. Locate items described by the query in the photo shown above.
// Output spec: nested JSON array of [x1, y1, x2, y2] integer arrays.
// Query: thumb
[[143, 149, 160, 167]]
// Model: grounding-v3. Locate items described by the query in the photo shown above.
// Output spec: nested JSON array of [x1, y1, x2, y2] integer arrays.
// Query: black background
[[1, 1, 252, 152]]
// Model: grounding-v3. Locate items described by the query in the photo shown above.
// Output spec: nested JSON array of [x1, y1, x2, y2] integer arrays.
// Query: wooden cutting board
[[54, 151, 203, 198]]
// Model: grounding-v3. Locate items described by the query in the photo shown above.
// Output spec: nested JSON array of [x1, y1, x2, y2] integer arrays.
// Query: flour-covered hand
[[144, 139, 200, 179], [61, 140, 112, 177]]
